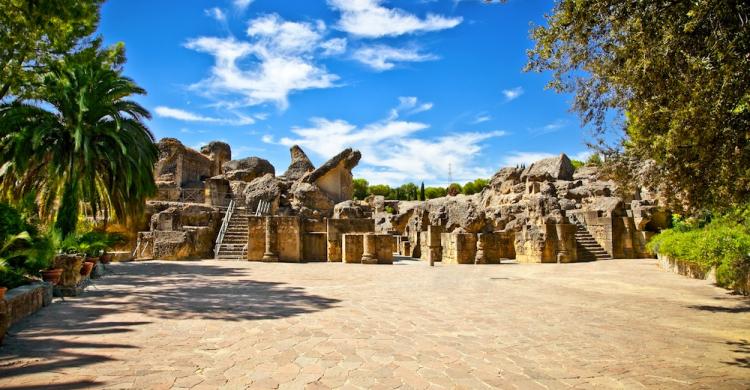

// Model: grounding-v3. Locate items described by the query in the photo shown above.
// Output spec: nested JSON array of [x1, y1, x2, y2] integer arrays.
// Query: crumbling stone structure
[[136, 138, 667, 264]]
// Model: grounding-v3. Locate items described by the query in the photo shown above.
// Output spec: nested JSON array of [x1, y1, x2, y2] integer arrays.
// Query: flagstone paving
[[0, 258, 748, 389]]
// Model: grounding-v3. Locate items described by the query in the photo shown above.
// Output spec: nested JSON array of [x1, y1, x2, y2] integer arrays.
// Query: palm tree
[[0, 45, 158, 237]]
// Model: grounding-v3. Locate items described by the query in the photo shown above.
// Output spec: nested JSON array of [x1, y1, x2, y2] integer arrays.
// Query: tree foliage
[[0, 44, 158, 237], [527, 0, 750, 212], [352, 178, 369, 200], [0, 0, 104, 101]]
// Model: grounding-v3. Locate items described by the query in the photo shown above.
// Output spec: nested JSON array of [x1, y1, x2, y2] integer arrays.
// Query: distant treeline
[[353, 178, 490, 201]]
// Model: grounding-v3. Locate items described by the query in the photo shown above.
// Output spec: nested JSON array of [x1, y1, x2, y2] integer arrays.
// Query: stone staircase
[[215, 207, 249, 260], [574, 224, 612, 261]]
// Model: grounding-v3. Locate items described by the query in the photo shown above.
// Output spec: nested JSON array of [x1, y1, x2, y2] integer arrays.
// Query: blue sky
[[98, 0, 594, 186]]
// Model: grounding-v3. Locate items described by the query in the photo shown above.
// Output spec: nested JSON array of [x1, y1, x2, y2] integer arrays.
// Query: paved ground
[[0, 259, 748, 389]]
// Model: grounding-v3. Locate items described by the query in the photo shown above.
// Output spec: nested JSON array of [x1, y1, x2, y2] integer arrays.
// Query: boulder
[[283, 145, 315, 180], [222, 157, 275, 181], [290, 182, 335, 218], [243, 174, 285, 212], [521, 153, 575, 182], [200, 141, 232, 176]]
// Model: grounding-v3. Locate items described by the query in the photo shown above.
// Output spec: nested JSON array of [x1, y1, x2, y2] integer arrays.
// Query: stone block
[[342, 234, 364, 263], [326, 218, 374, 262], [303, 233, 327, 262], [441, 233, 477, 265]]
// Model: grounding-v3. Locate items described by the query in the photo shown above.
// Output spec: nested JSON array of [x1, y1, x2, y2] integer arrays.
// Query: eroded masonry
[[134, 139, 669, 264]]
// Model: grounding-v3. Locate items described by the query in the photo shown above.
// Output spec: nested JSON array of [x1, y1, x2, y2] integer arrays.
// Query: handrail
[[214, 199, 235, 259]]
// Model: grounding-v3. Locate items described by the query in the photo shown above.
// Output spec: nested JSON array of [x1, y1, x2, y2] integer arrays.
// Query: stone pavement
[[0, 259, 748, 389]]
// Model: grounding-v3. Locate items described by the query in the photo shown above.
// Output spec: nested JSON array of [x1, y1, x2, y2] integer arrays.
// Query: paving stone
[[0, 259, 748, 389]]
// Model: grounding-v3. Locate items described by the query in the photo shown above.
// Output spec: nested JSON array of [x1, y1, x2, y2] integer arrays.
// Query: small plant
[[384, 205, 396, 214]]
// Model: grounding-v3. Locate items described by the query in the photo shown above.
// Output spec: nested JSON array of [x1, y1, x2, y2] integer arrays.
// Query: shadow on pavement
[[0, 261, 340, 382]]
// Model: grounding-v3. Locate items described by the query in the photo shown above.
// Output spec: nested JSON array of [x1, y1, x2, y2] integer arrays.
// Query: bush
[[0, 203, 56, 286], [648, 204, 750, 291]]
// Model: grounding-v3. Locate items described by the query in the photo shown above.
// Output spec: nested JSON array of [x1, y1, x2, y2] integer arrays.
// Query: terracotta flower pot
[[86, 256, 100, 265], [0, 287, 7, 300], [80, 261, 95, 277], [41, 268, 63, 285]]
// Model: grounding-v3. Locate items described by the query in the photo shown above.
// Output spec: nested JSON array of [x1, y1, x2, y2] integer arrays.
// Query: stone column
[[262, 217, 279, 262], [361, 233, 377, 264], [475, 233, 486, 264], [427, 225, 442, 265]]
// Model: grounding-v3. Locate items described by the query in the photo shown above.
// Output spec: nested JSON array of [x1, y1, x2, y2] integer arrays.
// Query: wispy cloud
[[328, 0, 462, 38], [388, 96, 433, 119], [155, 106, 254, 125], [233, 0, 253, 11], [502, 86, 524, 102], [353, 44, 437, 71], [471, 114, 492, 124], [273, 98, 505, 185], [205, 7, 226, 22], [529, 118, 568, 136], [185, 14, 340, 109]]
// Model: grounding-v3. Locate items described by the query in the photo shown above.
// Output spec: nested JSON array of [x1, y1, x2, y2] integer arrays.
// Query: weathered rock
[[243, 174, 285, 212], [222, 157, 275, 181], [290, 182, 335, 218], [200, 141, 232, 177], [283, 145, 315, 180], [521, 153, 575, 182], [302, 148, 361, 203], [333, 200, 371, 219]]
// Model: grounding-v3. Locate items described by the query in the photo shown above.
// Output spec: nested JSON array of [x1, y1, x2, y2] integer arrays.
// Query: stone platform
[[0, 259, 748, 388]]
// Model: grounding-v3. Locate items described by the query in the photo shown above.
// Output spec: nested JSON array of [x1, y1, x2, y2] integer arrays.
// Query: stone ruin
[[135, 139, 669, 265]]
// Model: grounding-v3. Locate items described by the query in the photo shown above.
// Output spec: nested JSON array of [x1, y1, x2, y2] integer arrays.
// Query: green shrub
[[0, 203, 56, 286], [649, 204, 750, 291]]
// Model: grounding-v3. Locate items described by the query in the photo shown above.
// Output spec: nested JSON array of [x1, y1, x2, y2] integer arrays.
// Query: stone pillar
[[555, 223, 577, 263], [361, 233, 377, 264], [262, 217, 279, 262], [475, 233, 486, 264], [427, 225, 442, 264]]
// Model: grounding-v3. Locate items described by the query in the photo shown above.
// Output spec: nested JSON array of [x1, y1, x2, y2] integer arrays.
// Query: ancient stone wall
[[342, 234, 364, 263], [247, 216, 302, 262], [303, 233, 327, 262], [476, 231, 516, 264], [441, 233, 477, 264], [326, 218, 374, 262]]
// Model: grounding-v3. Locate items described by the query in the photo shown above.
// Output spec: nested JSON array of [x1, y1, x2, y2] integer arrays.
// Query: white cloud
[[571, 150, 593, 161], [328, 0, 462, 38], [276, 99, 506, 185], [233, 0, 253, 11], [261, 134, 274, 143], [388, 96, 433, 119], [155, 106, 255, 125], [502, 86, 524, 102], [530, 118, 568, 135], [185, 14, 340, 109], [320, 38, 347, 56], [205, 7, 226, 22], [471, 114, 492, 124], [353, 44, 437, 71]]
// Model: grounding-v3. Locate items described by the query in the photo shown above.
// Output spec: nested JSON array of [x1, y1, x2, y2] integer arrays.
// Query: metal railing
[[214, 199, 235, 259], [255, 199, 271, 216]]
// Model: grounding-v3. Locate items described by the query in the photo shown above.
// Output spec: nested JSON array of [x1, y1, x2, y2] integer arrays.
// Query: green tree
[[462, 181, 477, 195], [368, 184, 391, 197], [398, 183, 418, 201], [526, 0, 750, 212], [0, 44, 158, 237], [586, 153, 602, 167], [570, 160, 584, 170], [424, 187, 447, 199], [446, 183, 462, 197], [0, 0, 104, 101], [352, 178, 369, 200], [420, 182, 425, 201]]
